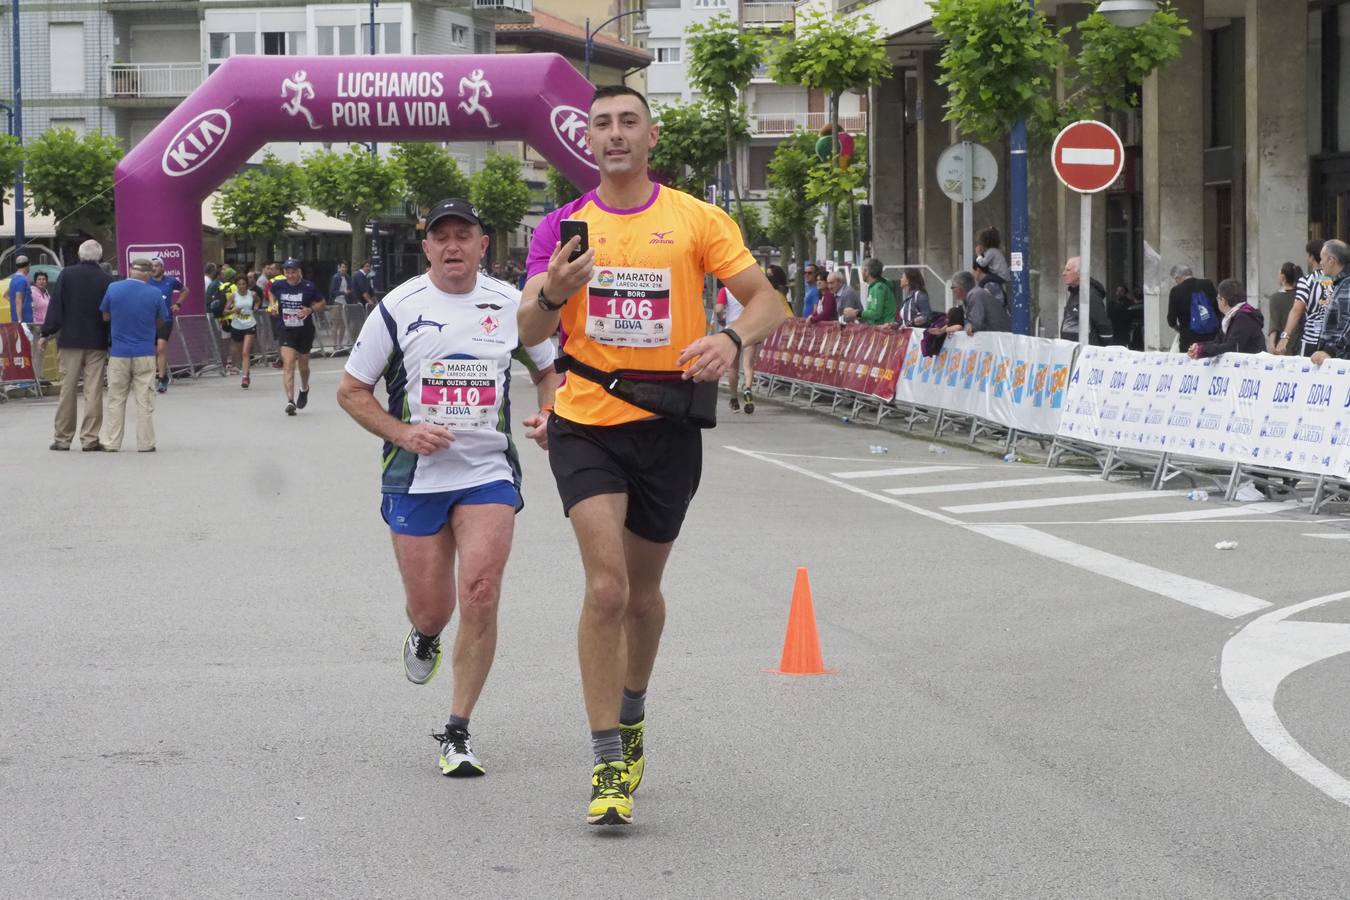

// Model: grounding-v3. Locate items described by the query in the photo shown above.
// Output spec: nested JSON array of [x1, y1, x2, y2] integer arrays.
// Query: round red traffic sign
[[1051, 120, 1124, 194]]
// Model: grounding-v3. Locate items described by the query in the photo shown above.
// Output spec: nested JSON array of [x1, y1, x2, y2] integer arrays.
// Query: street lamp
[[1098, 1, 1159, 28], [585, 8, 647, 81]]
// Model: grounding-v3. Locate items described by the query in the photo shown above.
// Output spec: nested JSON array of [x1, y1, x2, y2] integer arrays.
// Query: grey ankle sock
[[447, 714, 469, 732], [619, 688, 646, 726], [591, 728, 623, 765]]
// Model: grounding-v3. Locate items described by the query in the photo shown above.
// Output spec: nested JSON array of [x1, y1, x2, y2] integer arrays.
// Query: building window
[[49, 117, 86, 136], [653, 44, 681, 64], [645, 0, 680, 8], [360, 22, 401, 54], [48, 23, 85, 93], [692, 0, 728, 8], [451, 25, 469, 47], [317, 25, 356, 56], [208, 32, 256, 73], [263, 31, 306, 55]]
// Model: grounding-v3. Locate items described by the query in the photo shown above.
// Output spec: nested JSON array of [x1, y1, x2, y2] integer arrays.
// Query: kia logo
[[550, 104, 598, 171], [161, 109, 232, 177]]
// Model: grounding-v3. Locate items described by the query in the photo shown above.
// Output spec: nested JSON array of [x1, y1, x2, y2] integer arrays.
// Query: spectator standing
[[1311, 240, 1350, 365], [1267, 262, 1303, 354], [802, 272, 821, 318], [30, 270, 49, 326], [353, 259, 376, 309], [329, 261, 351, 349], [1108, 286, 1142, 348], [809, 273, 837, 323], [953, 271, 1011, 335], [834, 270, 863, 321], [8, 255, 33, 323], [1277, 240, 1330, 356], [1189, 279, 1265, 358], [38, 240, 114, 451], [847, 258, 896, 324], [99, 258, 169, 452], [1165, 264, 1220, 352], [1060, 257, 1113, 345], [897, 268, 932, 327], [146, 257, 187, 394], [766, 264, 793, 317], [973, 254, 1007, 309]]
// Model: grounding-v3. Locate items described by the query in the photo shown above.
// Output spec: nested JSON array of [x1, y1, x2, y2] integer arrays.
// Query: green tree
[[769, 8, 890, 256], [545, 165, 582, 209], [212, 152, 306, 265], [648, 98, 744, 194], [733, 203, 766, 249], [25, 128, 124, 240], [687, 13, 764, 237], [766, 132, 820, 308], [469, 152, 530, 266], [393, 141, 469, 213], [0, 135, 22, 205], [304, 146, 403, 273], [932, 0, 1191, 142]]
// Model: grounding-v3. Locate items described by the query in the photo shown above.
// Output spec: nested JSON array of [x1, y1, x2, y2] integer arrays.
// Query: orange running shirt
[[526, 183, 756, 426]]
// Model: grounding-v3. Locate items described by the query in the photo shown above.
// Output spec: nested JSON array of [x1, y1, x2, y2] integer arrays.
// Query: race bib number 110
[[586, 267, 672, 347], [418, 358, 498, 431]]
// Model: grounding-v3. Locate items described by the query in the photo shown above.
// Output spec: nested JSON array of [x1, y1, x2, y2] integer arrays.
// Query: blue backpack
[[1189, 289, 1218, 335]]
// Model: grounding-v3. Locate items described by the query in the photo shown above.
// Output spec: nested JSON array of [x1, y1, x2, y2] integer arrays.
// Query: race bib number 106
[[418, 359, 499, 431], [586, 267, 672, 347]]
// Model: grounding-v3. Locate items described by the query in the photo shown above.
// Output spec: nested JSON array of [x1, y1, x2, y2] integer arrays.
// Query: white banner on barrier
[[895, 332, 1077, 435], [1057, 346, 1350, 478]]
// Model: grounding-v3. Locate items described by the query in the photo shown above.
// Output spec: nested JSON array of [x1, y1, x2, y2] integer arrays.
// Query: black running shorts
[[546, 413, 702, 544], [279, 327, 315, 354], [156, 319, 174, 342]]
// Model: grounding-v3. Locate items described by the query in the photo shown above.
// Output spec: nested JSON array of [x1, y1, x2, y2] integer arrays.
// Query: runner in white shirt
[[338, 198, 560, 778]]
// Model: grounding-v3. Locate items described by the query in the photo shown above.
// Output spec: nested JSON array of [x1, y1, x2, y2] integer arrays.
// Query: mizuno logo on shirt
[[406, 315, 447, 335], [650, 230, 675, 245]]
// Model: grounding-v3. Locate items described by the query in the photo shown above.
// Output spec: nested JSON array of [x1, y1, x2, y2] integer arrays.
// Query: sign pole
[[1079, 192, 1092, 348], [961, 140, 973, 270]]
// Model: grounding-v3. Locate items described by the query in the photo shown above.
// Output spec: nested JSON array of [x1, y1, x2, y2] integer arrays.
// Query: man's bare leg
[[446, 502, 514, 720], [280, 346, 297, 403], [570, 492, 632, 733]]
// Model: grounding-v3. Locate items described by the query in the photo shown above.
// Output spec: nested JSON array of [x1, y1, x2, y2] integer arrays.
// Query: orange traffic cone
[[776, 567, 830, 675]]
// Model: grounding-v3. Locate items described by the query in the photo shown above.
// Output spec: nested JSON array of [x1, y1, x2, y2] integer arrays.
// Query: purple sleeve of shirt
[[525, 194, 592, 281]]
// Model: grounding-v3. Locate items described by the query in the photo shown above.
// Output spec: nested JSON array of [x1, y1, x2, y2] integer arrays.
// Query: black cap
[[425, 198, 483, 232]]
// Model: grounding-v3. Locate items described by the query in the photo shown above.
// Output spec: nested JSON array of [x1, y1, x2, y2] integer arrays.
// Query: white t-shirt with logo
[[345, 273, 555, 495]]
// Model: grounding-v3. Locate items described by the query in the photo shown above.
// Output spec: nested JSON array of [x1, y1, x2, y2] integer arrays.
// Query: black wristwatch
[[721, 327, 743, 351], [537, 287, 566, 312]]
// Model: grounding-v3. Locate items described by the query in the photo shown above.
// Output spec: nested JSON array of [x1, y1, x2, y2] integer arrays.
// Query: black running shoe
[[297, 388, 309, 409], [285, 402, 297, 416], [433, 725, 485, 777], [743, 388, 755, 414]]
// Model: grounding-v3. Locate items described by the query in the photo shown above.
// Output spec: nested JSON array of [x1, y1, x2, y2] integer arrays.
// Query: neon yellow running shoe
[[587, 761, 633, 826], [619, 719, 645, 793]]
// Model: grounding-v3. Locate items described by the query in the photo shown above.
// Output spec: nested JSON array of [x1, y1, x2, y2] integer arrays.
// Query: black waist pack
[[555, 354, 717, 429]]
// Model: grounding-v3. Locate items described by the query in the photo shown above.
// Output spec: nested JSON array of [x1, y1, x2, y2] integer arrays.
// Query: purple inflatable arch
[[114, 53, 600, 314]]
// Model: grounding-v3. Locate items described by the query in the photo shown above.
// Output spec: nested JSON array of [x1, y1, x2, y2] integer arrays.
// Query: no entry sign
[[1051, 120, 1124, 194]]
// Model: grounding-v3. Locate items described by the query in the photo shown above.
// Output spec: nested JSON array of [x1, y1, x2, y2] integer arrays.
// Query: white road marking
[[724, 446, 1270, 618], [1062, 147, 1116, 166], [1222, 590, 1350, 807], [831, 465, 973, 480], [1107, 500, 1302, 523], [968, 524, 1270, 619], [884, 474, 1093, 497], [1304, 533, 1350, 541], [942, 490, 1187, 515]]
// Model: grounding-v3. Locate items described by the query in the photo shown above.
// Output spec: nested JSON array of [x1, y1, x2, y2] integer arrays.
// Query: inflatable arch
[[113, 53, 601, 314]]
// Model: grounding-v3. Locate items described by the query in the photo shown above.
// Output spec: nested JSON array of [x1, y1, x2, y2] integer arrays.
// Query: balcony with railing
[[470, 0, 533, 21], [108, 63, 203, 100], [749, 110, 867, 137], [742, 1, 795, 25]]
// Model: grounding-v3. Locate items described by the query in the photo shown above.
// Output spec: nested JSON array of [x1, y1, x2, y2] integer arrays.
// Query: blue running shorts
[[381, 480, 519, 536]]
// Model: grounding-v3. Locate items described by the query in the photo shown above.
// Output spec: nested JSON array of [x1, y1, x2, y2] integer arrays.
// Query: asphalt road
[[5, 359, 1350, 899]]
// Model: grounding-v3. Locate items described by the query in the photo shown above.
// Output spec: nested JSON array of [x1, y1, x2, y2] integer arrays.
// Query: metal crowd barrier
[[166, 305, 372, 377]]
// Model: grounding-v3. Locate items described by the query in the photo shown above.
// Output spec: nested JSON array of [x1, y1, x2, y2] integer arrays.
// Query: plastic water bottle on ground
[[927, 444, 948, 455], [1215, 540, 1239, 551], [1186, 490, 1209, 502], [869, 445, 889, 455], [1002, 452, 1017, 463]]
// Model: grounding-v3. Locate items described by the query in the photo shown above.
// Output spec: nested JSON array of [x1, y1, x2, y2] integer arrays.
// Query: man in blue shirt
[[8, 255, 32, 323], [146, 257, 188, 394], [99, 257, 169, 452]]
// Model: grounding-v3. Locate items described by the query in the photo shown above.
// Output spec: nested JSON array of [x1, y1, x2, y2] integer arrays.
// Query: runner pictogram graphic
[[458, 69, 498, 129], [281, 70, 322, 130]]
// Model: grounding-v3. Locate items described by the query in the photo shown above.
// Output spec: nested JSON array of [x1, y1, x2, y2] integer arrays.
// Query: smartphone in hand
[[560, 219, 588, 263]]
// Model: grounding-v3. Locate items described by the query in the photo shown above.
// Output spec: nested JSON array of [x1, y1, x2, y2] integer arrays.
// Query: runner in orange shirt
[[518, 85, 784, 826]]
